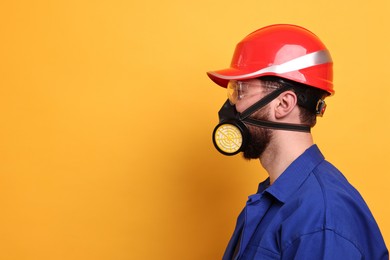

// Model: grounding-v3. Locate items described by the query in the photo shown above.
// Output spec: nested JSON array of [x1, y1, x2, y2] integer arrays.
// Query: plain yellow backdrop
[[0, 0, 389, 259]]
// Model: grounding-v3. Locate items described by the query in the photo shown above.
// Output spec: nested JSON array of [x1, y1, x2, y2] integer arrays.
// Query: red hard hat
[[207, 24, 334, 95]]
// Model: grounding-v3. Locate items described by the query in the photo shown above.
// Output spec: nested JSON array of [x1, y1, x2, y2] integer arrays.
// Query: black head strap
[[239, 85, 291, 119], [239, 84, 311, 133], [244, 118, 311, 132]]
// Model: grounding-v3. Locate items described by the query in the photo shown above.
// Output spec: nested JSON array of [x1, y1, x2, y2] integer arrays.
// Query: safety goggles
[[227, 80, 264, 104]]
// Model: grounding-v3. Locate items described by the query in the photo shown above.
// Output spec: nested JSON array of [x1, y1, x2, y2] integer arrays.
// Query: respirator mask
[[212, 79, 326, 156]]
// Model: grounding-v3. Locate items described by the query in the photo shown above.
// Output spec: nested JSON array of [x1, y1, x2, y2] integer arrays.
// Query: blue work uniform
[[223, 145, 388, 259]]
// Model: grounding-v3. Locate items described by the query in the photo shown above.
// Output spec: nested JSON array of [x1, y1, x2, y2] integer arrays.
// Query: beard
[[242, 109, 273, 160]]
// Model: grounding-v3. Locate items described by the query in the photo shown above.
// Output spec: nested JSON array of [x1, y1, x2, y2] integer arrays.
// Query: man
[[207, 24, 388, 259]]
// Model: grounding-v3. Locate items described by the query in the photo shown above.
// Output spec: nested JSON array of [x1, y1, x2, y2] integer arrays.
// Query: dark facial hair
[[242, 109, 273, 160]]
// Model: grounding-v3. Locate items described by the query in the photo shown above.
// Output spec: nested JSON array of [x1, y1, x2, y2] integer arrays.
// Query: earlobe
[[274, 91, 297, 119]]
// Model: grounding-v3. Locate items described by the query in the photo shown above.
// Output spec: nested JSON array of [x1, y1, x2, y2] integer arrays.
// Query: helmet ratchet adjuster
[[316, 99, 327, 117]]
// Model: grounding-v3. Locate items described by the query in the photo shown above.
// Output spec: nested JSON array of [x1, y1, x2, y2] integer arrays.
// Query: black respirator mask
[[212, 82, 326, 156]]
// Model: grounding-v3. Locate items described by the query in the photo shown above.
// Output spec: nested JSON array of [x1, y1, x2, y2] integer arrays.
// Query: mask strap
[[240, 85, 291, 119], [239, 85, 311, 133], [243, 118, 311, 132]]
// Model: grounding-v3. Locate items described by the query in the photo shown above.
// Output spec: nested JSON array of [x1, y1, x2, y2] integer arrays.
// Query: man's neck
[[259, 131, 314, 185]]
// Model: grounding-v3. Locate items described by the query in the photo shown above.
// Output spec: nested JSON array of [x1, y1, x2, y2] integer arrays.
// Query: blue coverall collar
[[260, 145, 325, 203]]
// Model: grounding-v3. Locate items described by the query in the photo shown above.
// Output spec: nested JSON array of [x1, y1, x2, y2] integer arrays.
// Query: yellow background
[[0, 0, 388, 259]]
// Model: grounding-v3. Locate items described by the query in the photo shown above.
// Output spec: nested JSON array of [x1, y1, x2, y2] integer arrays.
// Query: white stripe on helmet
[[208, 49, 332, 80]]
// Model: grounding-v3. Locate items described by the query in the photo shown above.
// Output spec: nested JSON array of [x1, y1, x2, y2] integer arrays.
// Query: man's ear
[[274, 91, 298, 119]]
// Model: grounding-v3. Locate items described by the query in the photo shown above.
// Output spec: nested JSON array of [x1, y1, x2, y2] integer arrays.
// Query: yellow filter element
[[213, 123, 243, 155]]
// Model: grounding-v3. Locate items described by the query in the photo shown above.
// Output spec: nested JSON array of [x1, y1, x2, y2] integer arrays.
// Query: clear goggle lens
[[227, 80, 263, 104]]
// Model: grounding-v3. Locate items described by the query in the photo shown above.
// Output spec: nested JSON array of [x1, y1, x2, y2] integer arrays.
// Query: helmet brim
[[207, 68, 270, 88]]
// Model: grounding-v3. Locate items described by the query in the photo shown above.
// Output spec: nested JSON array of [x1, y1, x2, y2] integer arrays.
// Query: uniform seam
[[280, 163, 365, 257], [247, 244, 280, 257], [313, 163, 364, 255], [281, 228, 365, 257], [312, 164, 328, 228]]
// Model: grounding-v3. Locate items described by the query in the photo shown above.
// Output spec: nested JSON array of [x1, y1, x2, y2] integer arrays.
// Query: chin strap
[[239, 85, 311, 133]]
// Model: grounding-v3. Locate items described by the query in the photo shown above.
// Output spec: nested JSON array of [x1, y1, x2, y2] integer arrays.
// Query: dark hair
[[259, 76, 329, 127]]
